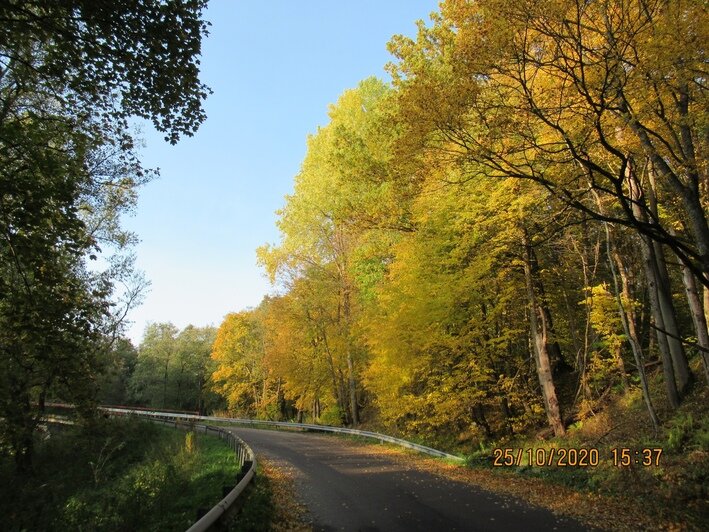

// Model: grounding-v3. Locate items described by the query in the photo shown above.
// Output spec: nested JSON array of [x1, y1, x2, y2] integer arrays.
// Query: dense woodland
[[1, 0, 708, 496], [204, 0, 709, 449]]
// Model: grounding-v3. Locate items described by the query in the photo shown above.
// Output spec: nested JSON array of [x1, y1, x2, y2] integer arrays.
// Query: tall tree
[[258, 78, 397, 426], [210, 311, 275, 418], [130, 323, 179, 409]]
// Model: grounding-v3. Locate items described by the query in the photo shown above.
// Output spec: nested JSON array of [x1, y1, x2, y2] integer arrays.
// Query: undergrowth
[[0, 417, 239, 531], [460, 371, 709, 530]]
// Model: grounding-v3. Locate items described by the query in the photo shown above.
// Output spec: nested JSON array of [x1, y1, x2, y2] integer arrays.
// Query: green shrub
[[0, 417, 237, 531], [666, 413, 694, 453]]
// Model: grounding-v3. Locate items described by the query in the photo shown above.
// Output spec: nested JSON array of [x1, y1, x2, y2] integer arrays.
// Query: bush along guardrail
[[108, 410, 256, 532], [103, 407, 465, 463]]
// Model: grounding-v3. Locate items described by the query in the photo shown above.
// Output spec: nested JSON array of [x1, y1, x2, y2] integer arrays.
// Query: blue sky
[[124, 0, 438, 345]]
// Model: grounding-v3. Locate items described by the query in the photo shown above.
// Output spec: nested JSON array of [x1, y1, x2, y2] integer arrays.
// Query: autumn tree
[[210, 311, 281, 418], [258, 78, 399, 426]]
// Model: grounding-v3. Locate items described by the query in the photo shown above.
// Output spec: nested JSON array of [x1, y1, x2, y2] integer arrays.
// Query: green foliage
[[0, 418, 238, 531], [666, 413, 696, 453], [0, 0, 211, 143], [318, 405, 346, 427], [96, 338, 139, 405], [130, 323, 220, 412], [0, 0, 210, 470]]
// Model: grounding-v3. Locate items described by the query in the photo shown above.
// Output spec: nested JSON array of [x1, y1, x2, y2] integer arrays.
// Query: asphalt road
[[229, 427, 588, 532]]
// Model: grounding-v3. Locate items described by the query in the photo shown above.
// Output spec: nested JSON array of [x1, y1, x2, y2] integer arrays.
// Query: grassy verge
[[0, 417, 239, 531]]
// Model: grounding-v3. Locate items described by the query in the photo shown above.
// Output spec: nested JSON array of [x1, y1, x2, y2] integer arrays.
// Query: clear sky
[[124, 0, 439, 345]]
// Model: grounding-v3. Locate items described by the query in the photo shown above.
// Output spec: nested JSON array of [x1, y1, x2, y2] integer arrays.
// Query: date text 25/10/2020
[[492, 447, 663, 467]]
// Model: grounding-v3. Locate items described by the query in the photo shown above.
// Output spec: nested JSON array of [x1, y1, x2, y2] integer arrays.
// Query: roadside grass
[[0, 417, 239, 531]]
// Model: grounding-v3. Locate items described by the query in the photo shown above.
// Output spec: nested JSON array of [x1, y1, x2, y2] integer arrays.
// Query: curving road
[[229, 427, 588, 532]]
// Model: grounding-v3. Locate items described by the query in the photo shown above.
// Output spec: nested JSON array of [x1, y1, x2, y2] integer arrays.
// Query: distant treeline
[[98, 324, 224, 415]]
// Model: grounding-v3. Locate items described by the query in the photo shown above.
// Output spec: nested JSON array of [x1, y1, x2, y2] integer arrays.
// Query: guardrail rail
[[104, 407, 465, 463]]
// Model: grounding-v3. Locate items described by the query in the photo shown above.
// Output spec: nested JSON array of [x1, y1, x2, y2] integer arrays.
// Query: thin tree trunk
[[677, 250, 709, 384], [197, 374, 204, 416], [318, 333, 347, 419], [652, 239, 692, 393], [162, 357, 169, 409], [500, 397, 515, 435], [342, 287, 359, 426], [471, 404, 492, 437], [605, 224, 660, 431], [627, 169, 681, 407], [570, 226, 596, 402], [523, 231, 565, 437], [647, 170, 692, 393], [176, 364, 183, 409], [346, 351, 358, 426], [640, 235, 680, 407], [704, 285, 709, 339], [261, 376, 269, 416]]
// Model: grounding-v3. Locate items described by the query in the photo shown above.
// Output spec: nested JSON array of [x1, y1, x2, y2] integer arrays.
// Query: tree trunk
[[500, 397, 515, 435], [704, 285, 709, 340], [318, 334, 347, 420], [162, 358, 169, 409], [346, 351, 359, 426], [342, 287, 359, 427], [652, 239, 692, 394], [627, 170, 681, 408], [606, 226, 660, 431], [678, 256, 709, 384], [646, 171, 692, 394], [197, 374, 204, 416], [471, 404, 492, 437], [523, 231, 565, 437], [640, 235, 681, 408]]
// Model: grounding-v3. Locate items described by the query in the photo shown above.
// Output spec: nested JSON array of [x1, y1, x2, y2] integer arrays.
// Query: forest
[[200, 0, 709, 447], [1, 1, 707, 526]]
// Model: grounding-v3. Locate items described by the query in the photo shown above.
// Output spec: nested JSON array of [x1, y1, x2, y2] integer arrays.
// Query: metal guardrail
[[108, 410, 256, 532], [103, 407, 465, 463]]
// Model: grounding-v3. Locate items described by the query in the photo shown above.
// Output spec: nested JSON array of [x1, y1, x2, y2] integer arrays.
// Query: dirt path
[[230, 427, 588, 532]]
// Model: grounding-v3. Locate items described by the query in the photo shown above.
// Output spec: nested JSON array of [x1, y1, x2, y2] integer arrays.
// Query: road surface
[[229, 427, 588, 532]]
